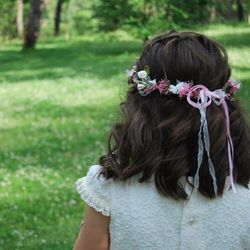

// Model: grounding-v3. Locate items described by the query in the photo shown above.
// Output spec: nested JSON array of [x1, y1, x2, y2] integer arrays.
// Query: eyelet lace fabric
[[76, 165, 250, 250], [76, 165, 112, 216]]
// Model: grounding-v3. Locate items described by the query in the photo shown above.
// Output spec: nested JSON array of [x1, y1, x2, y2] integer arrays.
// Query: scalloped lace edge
[[76, 178, 111, 217]]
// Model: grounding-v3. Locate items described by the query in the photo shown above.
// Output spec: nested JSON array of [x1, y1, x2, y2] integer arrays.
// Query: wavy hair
[[99, 31, 250, 200]]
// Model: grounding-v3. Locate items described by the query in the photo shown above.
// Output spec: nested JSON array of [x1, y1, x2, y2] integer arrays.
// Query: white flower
[[126, 69, 135, 77], [147, 79, 157, 85], [137, 70, 147, 79], [169, 82, 187, 94], [175, 81, 186, 91], [236, 81, 241, 90], [168, 84, 178, 94], [137, 83, 147, 90]]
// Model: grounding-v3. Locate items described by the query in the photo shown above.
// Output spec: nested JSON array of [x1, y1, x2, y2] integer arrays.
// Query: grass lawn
[[0, 24, 249, 249]]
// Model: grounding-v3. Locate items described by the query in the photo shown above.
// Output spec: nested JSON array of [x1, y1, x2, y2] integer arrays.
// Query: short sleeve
[[75, 165, 112, 216]]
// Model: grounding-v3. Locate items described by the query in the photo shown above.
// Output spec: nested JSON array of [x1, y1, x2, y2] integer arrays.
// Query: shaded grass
[[0, 24, 249, 249], [0, 40, 140, 84]]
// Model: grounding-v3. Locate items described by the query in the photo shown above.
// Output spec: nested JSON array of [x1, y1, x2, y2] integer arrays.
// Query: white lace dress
[[75, 164, 250, 250]]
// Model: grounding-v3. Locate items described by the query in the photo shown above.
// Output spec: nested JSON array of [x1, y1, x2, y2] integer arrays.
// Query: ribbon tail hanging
[[221, 99, 237, 193], [194, 108, 218, 195], [202, 108, 218, 195], [194, 108, 205, 190]]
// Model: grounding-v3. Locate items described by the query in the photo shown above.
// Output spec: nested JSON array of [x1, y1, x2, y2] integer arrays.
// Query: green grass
[[0, 24, 249, 250]]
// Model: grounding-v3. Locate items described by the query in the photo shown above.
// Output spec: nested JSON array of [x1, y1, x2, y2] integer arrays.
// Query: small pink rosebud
[[227, 79, 241, 95], [157, 80, 169, 94], [178, 82, 191, 97]]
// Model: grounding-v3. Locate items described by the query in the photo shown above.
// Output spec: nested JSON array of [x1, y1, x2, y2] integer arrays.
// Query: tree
[[210, 0, 217, 22], [227, 0, 234, 19], [24, 0, 44, 49], [54, 0, 64, 35], [94, 0, 130, 31], [122, 0, 211, 40], [248, 0, 250, 24], [237, 0, 244, 21], [17, 0, 24, 38], [0, 0, 18, 39]]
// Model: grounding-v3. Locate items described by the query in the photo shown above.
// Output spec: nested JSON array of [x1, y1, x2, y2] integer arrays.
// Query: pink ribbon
[[187, 85, 236, 193]]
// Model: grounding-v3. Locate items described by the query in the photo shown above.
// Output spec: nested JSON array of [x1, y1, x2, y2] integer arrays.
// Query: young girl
[[73, 31, 250, 250]]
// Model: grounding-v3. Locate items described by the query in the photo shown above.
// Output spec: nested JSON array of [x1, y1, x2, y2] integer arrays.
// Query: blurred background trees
[[0, 0, 250, 47]]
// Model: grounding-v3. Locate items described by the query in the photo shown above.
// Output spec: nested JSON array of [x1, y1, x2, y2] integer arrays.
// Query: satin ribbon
[[187, 85, 236, 194]]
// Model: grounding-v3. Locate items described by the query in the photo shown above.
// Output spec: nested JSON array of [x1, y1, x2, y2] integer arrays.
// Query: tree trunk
[[24, 0, 44, 49], [248, 0, 250, 24], [210, 0, 216, 22], [17, 0, 24, 38], [237, 0, 244, 22], [54, 0, 63, 35], [227, 0, 234, 19]]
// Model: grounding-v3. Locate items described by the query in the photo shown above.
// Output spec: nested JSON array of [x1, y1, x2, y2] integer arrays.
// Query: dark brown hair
[[99, 31, 250, 200]]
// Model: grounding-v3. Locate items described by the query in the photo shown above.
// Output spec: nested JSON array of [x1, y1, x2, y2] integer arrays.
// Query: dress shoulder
[[75, 165, 112, 216]]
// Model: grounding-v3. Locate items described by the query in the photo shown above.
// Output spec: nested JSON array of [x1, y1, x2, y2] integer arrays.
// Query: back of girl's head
[[99, 31, 250, 200], [137, 31, 230, 89]]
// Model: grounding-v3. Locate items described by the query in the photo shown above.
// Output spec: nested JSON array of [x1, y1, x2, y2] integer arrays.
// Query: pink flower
[[157, 80, 169, 94], [227, 80, 241, 95], [224, 79, 240, 96], [178, 82, 191, 97]]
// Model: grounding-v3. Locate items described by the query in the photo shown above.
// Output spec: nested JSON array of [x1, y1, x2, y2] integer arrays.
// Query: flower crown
[[126, 65, 241, 195], [126, 66, 240, 98]]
